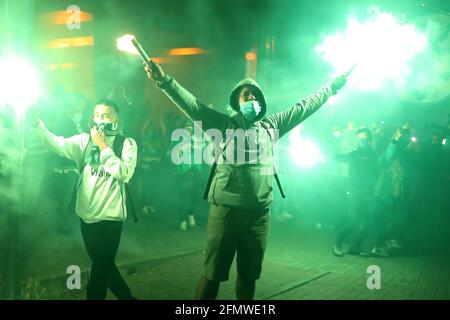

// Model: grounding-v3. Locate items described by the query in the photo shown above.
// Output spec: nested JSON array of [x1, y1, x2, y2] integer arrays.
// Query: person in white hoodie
[[30, 99, 138, 300]]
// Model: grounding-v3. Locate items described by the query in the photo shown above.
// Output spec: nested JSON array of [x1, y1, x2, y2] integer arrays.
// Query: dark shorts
[[203, 204, 271, 282]]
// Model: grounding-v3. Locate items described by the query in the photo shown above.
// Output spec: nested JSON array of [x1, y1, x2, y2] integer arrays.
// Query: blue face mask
[[239, 100, 261, 121]]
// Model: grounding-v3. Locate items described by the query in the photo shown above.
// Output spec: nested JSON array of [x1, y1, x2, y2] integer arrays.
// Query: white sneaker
[[388, 239, 402, 249], [332, 245, 344, 257], [372, 246, 390, 257], [179, 221, 187, 231], [188, 215, 196, 227], [142, 205, 156, 215]]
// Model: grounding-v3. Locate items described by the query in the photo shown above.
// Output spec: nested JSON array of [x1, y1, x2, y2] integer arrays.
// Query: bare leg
[[196, 274, 220, 300], [236, 275, 255, 300]]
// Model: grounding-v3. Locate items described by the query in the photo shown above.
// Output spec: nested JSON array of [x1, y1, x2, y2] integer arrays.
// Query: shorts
[[203, 203, 271, 282]]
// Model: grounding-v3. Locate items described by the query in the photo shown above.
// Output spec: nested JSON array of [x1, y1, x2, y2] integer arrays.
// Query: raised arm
[[265, 71, 350, 138], [144, 62, 230, 132], [265, 86, 333, 138], [32, 119, 86, 165]]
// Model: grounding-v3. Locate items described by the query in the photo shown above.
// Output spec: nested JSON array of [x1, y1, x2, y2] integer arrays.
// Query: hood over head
[[229, 78, 267, 122]]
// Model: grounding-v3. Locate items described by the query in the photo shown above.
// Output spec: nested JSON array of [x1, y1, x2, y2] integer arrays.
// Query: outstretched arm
[[265, 86, 332, 138], [265, 71, 350, 138], [144, 62, 230, 132], [31, 117, 86, 165]]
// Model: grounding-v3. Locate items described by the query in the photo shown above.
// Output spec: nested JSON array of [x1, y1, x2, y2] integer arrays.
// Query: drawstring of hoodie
[[240, 113, 251, 151]]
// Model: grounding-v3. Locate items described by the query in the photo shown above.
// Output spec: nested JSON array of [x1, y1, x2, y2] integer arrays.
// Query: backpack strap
[[203, 120, 286, 200], [260, 121, 286, 198], [203, 121, 236, 200], [112, 134, 126, 159], [203, 164, 217, 200], [113, 134, 138, 223]]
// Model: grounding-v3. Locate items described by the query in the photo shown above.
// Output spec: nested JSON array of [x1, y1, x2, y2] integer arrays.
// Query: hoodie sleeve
[[34, 120, 86, 164], [157, 75, 230, 132], [265, 86, 333, 138], [99, 137, 137, 183]]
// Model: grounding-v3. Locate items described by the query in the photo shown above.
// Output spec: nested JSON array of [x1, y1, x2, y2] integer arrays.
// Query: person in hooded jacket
[[144, 61, 349, 300], [332, 127, 378, 257]]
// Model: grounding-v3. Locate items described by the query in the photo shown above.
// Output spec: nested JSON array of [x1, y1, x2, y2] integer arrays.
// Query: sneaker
[[179, 221, 187, 231], [332, 245, 344, 257], [360, 250, 371, 257], [142, 205, 156, 215], [372, 246, 390, 257], [188, 215, 196, 227], [388, 239, 403, 250], [347, 247, 370, 257]]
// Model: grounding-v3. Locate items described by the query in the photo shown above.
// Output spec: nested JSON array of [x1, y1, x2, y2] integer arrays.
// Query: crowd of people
[[0, 70, 448, 300], [329, 120, 450, 257], [1, 86, 449, 247]]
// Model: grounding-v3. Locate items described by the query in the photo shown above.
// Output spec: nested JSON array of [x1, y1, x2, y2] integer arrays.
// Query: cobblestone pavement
[[4, 214, 445, 300]]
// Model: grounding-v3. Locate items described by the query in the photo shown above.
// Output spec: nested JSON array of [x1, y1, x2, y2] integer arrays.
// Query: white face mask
[[239, 100, 261, 121], [91, 120, 119, 135], [93, 119, 112, 125]]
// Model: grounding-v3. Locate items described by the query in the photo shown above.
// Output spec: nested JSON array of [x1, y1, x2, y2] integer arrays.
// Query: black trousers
[[336, 194, 373, 249], [80, 220, 135, 300], [177, 169, 201, 222]]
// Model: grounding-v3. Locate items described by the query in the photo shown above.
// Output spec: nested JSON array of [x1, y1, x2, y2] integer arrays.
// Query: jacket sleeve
[[157, 75, 230, 132], [99, 137, 137, 183], [34, 120, 86, 164], [265, 86, 333, 138]]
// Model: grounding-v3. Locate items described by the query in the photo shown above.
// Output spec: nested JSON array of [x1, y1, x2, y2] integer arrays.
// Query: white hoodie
[[35, 120, 138, 223]]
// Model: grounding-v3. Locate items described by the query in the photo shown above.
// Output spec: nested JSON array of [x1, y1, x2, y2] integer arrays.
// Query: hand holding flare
[[330, 65, 356, 94], [116, 35, 166, 82]]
